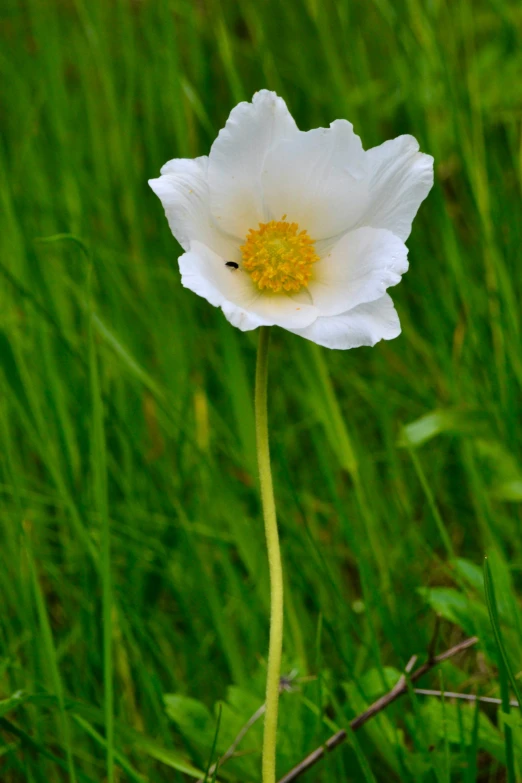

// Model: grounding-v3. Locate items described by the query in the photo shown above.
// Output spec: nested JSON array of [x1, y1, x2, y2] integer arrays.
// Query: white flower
[[149, 90, 433, 349]]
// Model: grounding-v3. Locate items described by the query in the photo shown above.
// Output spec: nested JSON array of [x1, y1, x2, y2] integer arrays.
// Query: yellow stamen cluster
[[240, 217, 319, 293]]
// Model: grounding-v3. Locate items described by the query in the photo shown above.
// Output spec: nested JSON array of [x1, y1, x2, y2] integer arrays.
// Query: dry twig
[[277, 635, 478, 783], [196, 704, 266, 783], [414, 689, 519, 708]]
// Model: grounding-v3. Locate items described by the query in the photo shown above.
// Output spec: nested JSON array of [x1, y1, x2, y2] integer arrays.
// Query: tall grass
[[1, 0, 521, 780]]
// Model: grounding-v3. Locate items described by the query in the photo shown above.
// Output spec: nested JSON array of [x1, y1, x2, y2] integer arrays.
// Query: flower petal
[[308, 227, 408, 317], [208, 90, 299, 239], [179, 241, 319, 331], [289, 294, 401, 349], [357, 135, 434, 241], [149, 157, 239, 259], [261, 120, 369, 240]]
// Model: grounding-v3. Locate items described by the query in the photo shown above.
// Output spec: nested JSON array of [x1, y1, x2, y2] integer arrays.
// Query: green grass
[[1, 0, 522, 780]]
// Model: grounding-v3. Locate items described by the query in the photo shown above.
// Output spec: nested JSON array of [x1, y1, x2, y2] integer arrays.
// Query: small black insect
[[225, 261, 239, 269]]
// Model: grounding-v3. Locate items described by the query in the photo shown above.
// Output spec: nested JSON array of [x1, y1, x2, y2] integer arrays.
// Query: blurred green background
[[1, 0, 522, 780]]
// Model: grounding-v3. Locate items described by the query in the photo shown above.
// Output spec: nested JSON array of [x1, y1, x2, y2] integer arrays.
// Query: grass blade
[[484, 556, 521, 783], [88, 264, 114, 782]]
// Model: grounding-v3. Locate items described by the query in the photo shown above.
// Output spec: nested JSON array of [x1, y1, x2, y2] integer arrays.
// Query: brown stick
[[414, 689, 519, 708], [196, 704, 266, 783], [277, 636, 479, 783]]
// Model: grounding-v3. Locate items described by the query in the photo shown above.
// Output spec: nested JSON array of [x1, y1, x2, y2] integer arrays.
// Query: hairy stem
[[256, 326, 284, 783]]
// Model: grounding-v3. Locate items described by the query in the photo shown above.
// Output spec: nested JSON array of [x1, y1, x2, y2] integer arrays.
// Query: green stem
[[256, 326, 284, 783]]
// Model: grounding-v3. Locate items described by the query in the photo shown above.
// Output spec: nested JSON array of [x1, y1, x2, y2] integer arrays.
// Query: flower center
[[240, 217, 319, 293]]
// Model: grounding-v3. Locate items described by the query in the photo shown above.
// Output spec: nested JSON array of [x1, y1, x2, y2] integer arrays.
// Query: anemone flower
[[150, 90, 433, 350], [150, 90, 433, 783]]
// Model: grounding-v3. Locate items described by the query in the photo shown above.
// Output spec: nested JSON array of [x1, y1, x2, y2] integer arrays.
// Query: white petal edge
[[208, 90, 299, 239], [149, 157, 240, 259], [308, 227, 408, 317], [288, 293, 401, 349], [357, 135, 434, 241], [179, 241, 319, 331], [261, 120, 369, 240]]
